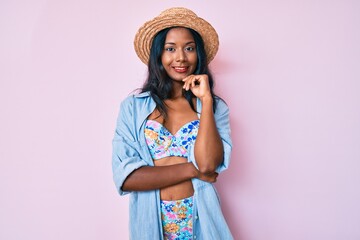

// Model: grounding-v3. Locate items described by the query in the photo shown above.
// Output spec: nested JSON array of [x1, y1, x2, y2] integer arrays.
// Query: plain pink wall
[[1, 0, 359, 239]]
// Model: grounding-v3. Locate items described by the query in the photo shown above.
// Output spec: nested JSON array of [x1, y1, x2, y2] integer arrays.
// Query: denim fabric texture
[[112, 92, 233, 240]]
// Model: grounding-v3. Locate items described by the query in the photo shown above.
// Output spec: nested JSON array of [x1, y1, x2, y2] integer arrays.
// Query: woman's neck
[[170, 81, 186, 99]]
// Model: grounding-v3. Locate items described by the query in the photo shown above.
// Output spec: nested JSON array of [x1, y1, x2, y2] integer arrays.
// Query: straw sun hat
[[134, 7, 219, 65]]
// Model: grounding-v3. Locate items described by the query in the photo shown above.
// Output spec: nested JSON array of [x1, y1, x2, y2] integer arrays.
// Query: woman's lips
[[173, 66, 188, 73]]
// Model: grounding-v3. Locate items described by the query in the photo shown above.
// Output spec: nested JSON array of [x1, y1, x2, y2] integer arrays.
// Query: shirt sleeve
[[112, 96, 148, 196], [213, 98, 232, 173], [188, 98, 233, 173]]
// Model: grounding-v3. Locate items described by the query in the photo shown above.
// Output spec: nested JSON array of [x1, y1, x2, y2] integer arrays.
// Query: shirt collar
[[134, 91, 151, 98]]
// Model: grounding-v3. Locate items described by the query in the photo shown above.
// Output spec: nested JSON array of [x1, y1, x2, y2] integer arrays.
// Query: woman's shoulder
[[118, 91, 155, 120]]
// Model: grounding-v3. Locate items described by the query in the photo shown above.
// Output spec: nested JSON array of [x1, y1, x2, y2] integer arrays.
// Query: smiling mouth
[[173, 67, 188, 73]]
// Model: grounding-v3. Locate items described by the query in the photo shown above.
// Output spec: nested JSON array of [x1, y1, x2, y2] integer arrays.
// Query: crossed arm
[[121, 99, 222, 192]]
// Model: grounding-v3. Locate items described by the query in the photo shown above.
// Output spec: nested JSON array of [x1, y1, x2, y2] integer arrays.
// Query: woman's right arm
[[122, 163, 217, 192]]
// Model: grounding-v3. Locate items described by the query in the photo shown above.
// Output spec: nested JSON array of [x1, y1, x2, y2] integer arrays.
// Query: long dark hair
[[141, 27, 218, 118]]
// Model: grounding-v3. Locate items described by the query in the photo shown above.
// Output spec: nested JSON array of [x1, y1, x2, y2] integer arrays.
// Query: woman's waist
[[160, 181, 194, 201]]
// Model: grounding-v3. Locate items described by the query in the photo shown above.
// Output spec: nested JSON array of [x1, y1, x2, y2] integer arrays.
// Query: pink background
[[1, 0, 359, 239]]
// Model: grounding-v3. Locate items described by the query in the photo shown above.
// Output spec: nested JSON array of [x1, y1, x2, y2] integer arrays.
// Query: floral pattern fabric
[[144, 120, 200, 160], [160, 196, 194, 240]]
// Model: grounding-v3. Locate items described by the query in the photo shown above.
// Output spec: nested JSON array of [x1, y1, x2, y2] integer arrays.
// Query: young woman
[[112, 7, 233, 240]]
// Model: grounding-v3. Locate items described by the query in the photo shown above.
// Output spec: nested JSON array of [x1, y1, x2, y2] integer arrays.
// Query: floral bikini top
[[144, 119, 200, 160]]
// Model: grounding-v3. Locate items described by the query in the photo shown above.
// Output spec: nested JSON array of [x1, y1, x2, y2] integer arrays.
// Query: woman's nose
[[176, 50, 186, 62]]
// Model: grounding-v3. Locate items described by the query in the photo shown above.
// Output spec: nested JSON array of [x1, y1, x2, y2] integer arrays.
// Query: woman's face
[[161, 27, 198, 81]]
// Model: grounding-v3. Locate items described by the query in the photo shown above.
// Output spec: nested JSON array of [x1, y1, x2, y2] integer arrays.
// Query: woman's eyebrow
[[164, 41, 195, 45]]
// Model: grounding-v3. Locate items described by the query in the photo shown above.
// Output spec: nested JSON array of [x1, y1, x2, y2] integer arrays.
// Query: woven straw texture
[[134, 7, 219, 65]]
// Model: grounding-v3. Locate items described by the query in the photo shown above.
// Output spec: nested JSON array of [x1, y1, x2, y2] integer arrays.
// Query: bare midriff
[[154, 156, 194, 201]]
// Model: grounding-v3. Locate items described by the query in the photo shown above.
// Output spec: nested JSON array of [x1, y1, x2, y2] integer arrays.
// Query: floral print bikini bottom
[[160, 196, 193, 240]]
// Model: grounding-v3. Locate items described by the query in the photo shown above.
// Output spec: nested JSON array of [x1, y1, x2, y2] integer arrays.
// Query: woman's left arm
[[195, 95, 224, 174], [183, 74, 226, 174]]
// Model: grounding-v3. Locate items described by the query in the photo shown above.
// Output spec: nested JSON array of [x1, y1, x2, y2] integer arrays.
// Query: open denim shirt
[[112, 92, 233, 240]]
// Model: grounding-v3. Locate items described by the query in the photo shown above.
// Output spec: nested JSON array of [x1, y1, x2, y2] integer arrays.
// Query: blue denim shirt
[[112, 92, 233, 239]]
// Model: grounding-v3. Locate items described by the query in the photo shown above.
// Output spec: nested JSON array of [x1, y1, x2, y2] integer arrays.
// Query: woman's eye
[[165, 47, 175, 52], [185, 47, 194, 51]]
